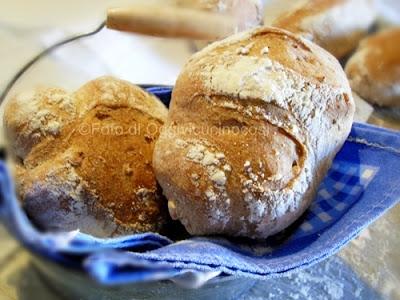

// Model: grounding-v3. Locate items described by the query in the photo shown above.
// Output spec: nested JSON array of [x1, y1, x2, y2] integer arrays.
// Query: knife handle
[[107, 5, 237, 40]]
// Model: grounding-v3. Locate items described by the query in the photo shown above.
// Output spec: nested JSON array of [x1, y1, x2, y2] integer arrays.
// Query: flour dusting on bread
[[4, 76, 169, 237], [153, 27, 354, 238]]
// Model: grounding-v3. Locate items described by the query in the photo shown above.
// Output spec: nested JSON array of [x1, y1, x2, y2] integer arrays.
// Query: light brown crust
[[363, 29, 400, 83], [176, 0, 263, 31], [153, 26, 354, 238], [4, 76, 169, 237], [272, 0, 376, 58], [345, 28, 400, 107], [273, 0, 346, 30]]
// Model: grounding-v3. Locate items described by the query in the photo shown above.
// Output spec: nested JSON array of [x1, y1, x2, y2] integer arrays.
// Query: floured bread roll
[[176, 0, 264, 32], [153, 27, 354, 238], [4, 77, 169, 237], [345, 28, 400, 107], [270, 0, 376, 59]]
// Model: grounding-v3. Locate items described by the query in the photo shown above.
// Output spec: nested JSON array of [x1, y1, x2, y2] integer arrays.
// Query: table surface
[[0, 1, 399, 299]]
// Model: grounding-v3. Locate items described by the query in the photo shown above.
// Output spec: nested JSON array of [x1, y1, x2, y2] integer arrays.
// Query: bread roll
[[176, 0, 264, 32], [4, 77, 169, 237], [270, 0, 376, 59], [345, 28, 400, 107], [153, 27, 355, 239]]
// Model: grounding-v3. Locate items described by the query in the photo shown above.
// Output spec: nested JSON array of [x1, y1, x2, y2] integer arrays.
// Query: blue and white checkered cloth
[[0, 87, 399, 288]]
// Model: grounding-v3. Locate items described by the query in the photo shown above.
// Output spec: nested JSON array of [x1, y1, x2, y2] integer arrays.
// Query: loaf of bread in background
[[270, 0, 376, 59], [345, 28, 400, 107], [153, 27, 355, 239], [4, 76, 169, 237], [176, 0, 264, 32]]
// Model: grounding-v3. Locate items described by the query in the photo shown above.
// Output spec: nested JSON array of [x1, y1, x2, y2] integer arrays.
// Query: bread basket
[[0, 23, 399, 299]]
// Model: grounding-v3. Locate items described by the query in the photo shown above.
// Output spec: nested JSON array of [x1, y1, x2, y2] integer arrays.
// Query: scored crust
[[153, 27, 354, 238], [345, 28, 400, 107], [4, 76, 169, 237]]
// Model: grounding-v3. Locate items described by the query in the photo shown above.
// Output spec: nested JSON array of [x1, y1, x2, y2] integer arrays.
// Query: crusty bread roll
[[345, 28, 400, 107], [270, 0, 376, 59], [4, 76, 169, 237], [153, 26, 355, 239], [176, 0, 264, 32]]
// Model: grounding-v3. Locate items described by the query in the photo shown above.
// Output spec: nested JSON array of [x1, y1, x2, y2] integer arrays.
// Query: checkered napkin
[[0, 87, 399, 288]]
